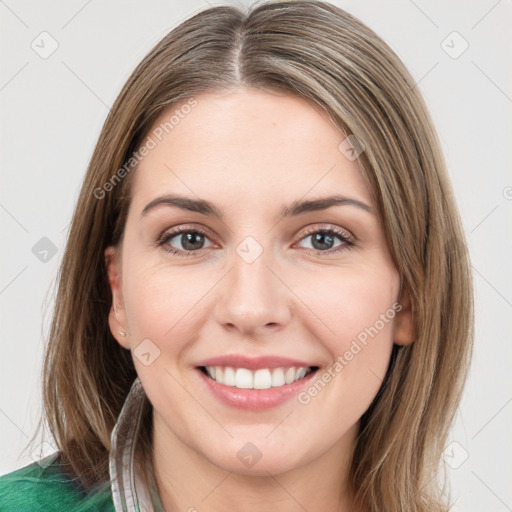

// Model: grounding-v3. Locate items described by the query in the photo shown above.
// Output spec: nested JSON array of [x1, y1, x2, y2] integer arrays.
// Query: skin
[[105, 87, 414, 512]]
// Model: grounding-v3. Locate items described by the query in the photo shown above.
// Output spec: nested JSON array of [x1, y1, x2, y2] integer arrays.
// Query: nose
[[214, 243, 292, 337]]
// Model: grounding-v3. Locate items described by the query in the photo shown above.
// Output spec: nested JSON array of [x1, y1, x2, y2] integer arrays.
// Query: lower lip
[[196, 367, 318, 411]]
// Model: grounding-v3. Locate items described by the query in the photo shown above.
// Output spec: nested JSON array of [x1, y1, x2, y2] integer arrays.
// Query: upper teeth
[[204, 366, 311, 389]]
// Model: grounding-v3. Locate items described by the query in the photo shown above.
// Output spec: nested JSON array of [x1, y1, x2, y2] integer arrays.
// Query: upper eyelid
[[300, 224, 352, 238]]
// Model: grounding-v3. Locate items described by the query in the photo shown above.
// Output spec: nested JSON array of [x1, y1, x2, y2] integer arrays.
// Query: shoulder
[[0, 453, 115, 512]]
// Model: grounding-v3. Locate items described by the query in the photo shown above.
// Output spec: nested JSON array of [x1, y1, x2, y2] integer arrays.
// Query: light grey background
[[1, 1, 511, 510]]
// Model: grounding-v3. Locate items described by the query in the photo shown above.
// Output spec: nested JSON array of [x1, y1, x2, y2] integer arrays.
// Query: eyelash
[[156, 224, 354, 258]]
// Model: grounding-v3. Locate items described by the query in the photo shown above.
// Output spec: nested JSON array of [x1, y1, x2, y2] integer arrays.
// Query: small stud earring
[[118, 331, 126, 337]]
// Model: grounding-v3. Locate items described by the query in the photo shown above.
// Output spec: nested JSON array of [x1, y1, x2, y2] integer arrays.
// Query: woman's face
[[106, 87, 413, 476]]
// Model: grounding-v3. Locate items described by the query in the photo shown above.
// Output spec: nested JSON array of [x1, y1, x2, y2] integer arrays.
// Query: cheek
[[122, 259, 214, 349], [293, 267, 398, 425], [296, 263, 398, 403], [296, 263, 399, 349]]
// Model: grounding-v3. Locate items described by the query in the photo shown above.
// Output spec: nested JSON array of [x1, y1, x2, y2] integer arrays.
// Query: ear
[[105, 246, 130, 349], [393, 285, 416, 346]]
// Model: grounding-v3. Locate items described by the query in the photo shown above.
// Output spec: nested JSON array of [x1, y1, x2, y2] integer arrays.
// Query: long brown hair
[[26, 1, 473, 510]]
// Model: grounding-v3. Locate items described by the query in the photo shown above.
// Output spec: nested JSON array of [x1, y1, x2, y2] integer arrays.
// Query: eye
[[157, 226, 214, 256], [295, 226, 354, 255], [156, 224, 354, 257]]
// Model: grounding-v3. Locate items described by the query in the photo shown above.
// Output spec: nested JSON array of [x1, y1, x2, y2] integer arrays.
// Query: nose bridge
[[214, 234, 291, 333]]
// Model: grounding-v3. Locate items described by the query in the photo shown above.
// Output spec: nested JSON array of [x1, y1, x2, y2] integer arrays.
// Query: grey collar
[[109, 377, 165, 512]]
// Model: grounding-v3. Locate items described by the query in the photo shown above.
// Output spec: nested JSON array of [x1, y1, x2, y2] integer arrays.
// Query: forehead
[[130, 88, 372, 213]]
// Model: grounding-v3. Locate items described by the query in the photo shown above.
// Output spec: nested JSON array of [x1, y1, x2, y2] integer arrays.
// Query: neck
[[151, 411, 366, 512]]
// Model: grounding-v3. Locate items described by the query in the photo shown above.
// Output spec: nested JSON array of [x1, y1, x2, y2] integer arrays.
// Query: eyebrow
[[140, 193, 375, 221]]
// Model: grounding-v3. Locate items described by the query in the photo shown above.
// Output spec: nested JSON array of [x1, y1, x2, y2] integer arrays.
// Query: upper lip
[[195, 354, 318, 370]]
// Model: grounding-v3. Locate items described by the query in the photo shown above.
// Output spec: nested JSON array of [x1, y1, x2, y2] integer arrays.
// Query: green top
[[0, 453, 116, 512], [1, 379, 167, 511]]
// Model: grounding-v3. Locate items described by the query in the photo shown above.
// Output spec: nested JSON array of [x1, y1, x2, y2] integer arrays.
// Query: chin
[[200, 436, 310, 477]]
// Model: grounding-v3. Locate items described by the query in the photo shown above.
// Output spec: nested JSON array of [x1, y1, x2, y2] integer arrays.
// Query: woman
[[0, 1, 473, 510]]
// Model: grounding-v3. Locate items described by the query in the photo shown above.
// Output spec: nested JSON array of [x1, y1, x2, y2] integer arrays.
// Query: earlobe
[[393, 285, 416, 346], [105, 246, 130, 349], [108, 307, 131, 349]]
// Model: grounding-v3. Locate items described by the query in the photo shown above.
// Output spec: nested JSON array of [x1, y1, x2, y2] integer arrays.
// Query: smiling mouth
[[198, 365, 319, 390]]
